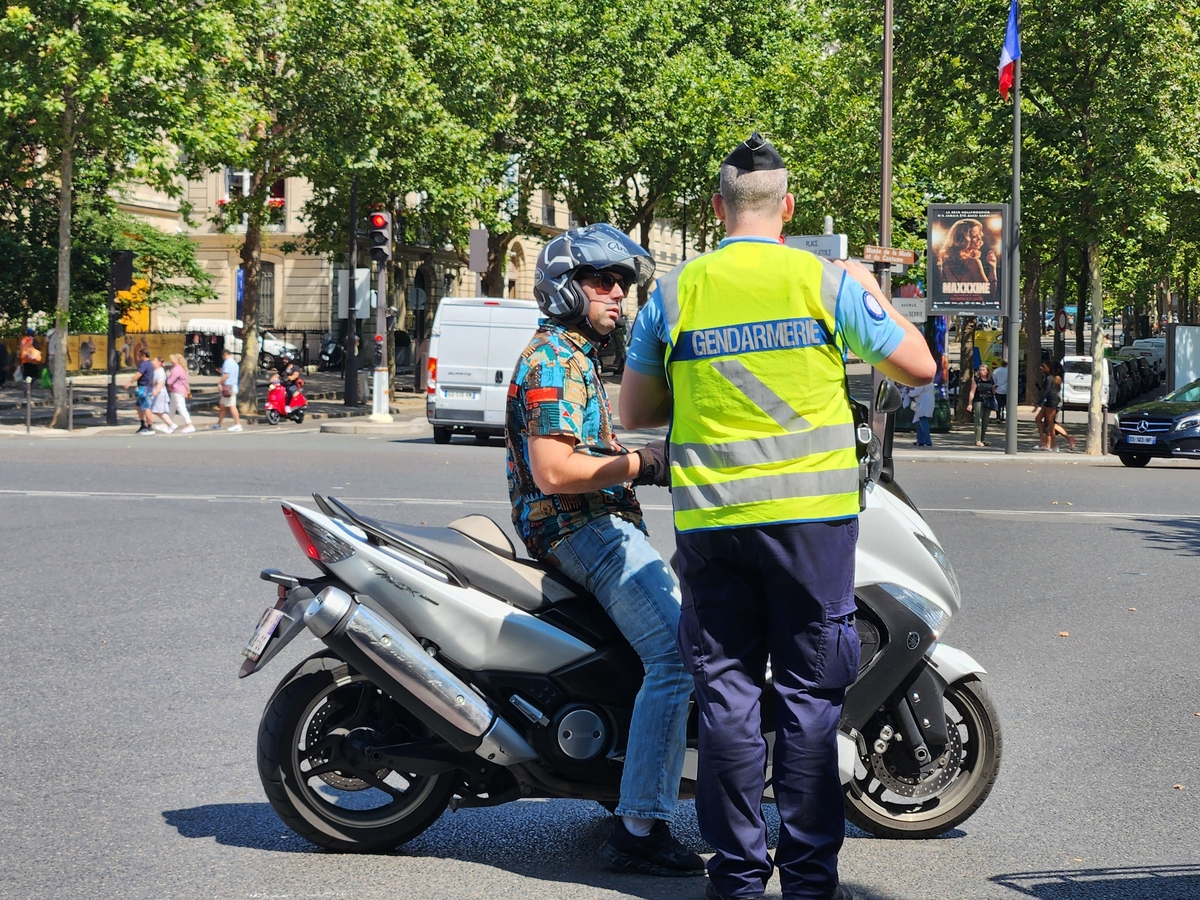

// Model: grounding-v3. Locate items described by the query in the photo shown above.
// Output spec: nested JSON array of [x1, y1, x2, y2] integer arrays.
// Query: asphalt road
[[2, 431, 1199, 900]]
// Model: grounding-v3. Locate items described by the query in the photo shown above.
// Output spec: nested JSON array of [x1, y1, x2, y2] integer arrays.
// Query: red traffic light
[[370, 213, 388, 228]]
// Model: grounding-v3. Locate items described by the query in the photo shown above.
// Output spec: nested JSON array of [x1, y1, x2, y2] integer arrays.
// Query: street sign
[[337, 267, 371, 318], [894, 294, 928, 323], [862, 245, 918, 266], [1056, 308, 1069, 333], [468, 227, 489, 273], [785, 234, 848, 260]]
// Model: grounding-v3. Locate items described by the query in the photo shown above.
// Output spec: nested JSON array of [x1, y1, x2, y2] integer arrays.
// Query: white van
[[426, 297, 542, 443], [1061, 355, 1118, 409]]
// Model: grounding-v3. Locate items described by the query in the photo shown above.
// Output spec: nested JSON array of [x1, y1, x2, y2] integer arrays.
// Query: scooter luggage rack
[[313, 494, 464, 587]]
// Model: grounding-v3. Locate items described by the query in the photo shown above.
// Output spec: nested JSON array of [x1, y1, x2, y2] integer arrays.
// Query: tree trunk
[[238, 175, 266, 415], [1182, 256, 1191, 325], [955, 316, 977, 422], [637, 216, 653, 310], [1085, 240, 1105, 455], [1022, 253, 1041, 407], [484, 230, 513, 298], [1053, 251, 1067, 362], [50, 93, 75, 429], [1074, 245, 1088, 355]]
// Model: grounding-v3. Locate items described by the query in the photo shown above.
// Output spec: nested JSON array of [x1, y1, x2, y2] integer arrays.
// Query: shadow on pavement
[[163, 803, 320, 853], [1113, 518, 1200, 557], [163, 801, 901, 899], [992, 864, 1200, 899]]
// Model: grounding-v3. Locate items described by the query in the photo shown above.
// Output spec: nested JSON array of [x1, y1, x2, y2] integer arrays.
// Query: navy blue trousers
[[676, 520, 861, 900]]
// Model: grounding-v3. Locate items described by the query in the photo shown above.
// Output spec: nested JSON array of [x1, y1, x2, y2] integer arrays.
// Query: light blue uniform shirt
[[626, 236, 905, 378]]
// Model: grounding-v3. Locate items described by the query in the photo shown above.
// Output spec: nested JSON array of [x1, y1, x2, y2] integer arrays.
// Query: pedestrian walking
[[213, 348, 242, 431], [905, 381, 935, 446], [993, 358, 1008, 422], [968, 363, 997, 446], [148, 357, 178, 433], [125, 348, 155, 434], [619, 133, 936, 900], [1043, 361, 1075, 452], [18, 332, 42, 382], [167, 354, 195, 432]]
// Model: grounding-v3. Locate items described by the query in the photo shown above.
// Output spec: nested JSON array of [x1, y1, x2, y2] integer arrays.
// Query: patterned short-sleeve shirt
[[505, 322, 644, 560]]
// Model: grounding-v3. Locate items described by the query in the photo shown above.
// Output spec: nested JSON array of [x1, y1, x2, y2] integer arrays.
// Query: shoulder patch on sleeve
[[862, 289, 887, 321]]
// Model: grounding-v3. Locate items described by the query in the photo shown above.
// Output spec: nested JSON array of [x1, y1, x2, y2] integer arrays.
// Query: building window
[[236, 261, 275, 327], [266, 179, 286, 230], [542, 189, 556, 227]]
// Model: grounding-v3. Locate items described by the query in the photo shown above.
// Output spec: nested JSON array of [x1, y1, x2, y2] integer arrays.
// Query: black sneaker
[[598, 819, 705, 877], [828, 885, 858, 900]]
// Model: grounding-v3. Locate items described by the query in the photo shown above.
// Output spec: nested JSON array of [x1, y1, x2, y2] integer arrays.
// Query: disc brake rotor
[[305, 695, 389, 791], [869, 718, 963, 799]]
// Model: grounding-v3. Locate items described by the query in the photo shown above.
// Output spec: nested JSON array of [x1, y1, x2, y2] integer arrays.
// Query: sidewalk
[[890, 404, 1118, 464], [0, 372, 428, 437]]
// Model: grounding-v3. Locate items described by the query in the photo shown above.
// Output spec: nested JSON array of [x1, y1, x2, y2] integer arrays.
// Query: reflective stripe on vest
[[661, 242, 859, 532]]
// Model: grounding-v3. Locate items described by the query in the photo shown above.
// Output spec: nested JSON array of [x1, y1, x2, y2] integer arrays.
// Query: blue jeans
[[915, 415, 931, 446], [550, 514, 693, 821]]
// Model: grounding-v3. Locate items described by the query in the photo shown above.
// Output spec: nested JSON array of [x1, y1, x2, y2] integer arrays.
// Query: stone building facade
[[119, 173, 698, 335]]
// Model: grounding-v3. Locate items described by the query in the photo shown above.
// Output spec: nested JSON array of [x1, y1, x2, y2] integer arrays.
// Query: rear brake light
[[427, 357, 437, 395], [282, 506, 354, 565]]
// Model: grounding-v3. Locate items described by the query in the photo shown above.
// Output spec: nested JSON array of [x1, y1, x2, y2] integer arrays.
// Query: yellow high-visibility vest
[[662, 240, 859, 532]]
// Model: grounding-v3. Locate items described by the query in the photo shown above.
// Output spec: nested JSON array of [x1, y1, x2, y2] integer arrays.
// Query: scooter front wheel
[[258, 653, 456, 852], [843, 676, 1001, 839], [265, 408, 281, 426]]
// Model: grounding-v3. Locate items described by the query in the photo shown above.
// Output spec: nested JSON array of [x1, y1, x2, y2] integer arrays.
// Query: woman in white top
[[149, 357, 178, 433]]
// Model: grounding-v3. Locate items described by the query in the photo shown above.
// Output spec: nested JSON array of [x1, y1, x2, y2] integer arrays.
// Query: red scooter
[[265, 378, 307, 424]]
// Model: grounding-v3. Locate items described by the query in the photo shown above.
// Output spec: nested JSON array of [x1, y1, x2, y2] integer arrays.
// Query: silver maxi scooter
[[237, 381, 1000, 850]]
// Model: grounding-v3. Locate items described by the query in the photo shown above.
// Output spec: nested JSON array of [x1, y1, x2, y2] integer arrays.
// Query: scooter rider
[[505, 223, 703, 877], [279, 355, 302, 406]]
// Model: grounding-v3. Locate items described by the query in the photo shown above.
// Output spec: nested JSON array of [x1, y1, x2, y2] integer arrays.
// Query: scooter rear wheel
[[843, 676, 1001, 838], [258, 653, 456, 852], [265, 408, 281, 426], [290, 409, 305, 423]]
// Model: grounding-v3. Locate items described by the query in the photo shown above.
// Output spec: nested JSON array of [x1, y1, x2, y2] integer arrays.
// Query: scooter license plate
[[1127, 434, 1155, 445], [242, 607, 284, 662]]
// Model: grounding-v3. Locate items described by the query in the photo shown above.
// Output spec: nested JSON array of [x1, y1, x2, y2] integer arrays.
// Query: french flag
[[998, 0, 1021, 101]]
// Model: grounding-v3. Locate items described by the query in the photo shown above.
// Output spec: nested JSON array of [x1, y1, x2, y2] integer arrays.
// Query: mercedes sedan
[[1112, 379, 1200, 467]]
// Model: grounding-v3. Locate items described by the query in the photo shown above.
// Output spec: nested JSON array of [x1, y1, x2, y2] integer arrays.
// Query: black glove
[[632, 441, 669, 487]]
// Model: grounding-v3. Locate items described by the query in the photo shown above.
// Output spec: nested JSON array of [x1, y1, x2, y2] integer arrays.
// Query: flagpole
[[1005, 55, 1021, 454]]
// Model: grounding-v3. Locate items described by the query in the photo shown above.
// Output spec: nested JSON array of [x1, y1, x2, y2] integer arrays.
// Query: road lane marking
[[2, 490, 1194, 522]]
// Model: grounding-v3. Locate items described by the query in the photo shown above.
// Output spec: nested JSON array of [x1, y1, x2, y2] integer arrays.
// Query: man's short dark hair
[[222, 348, 232, 356], [139, 349, 150, 359]]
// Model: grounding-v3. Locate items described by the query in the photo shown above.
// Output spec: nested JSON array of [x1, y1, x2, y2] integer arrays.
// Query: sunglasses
[[580, 271, 630, 292]]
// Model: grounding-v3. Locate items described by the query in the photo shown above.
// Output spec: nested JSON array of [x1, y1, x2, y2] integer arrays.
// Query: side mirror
[[875, 379, 903, 414]]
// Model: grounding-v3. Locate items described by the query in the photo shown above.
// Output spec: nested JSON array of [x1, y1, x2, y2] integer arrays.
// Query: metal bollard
[[25, 376, 32, 434], [1102, 405, 1108, 455], [68, 376, 74, 431]]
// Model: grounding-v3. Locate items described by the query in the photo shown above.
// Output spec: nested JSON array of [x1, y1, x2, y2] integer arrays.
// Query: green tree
[[0, 0, 244, 424]]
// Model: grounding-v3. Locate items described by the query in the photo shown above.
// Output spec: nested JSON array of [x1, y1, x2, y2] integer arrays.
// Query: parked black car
[[1112, 379, 1200, 467]]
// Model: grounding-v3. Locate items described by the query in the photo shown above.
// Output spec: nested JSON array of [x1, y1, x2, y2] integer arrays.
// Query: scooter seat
[[350, 512, 579, 613]]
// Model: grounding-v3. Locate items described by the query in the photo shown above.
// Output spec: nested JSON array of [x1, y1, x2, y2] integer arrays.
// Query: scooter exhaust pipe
[[303, 586, 536, 766]]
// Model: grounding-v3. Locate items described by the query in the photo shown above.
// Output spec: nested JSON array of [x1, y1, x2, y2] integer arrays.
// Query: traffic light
[[368, 212, 392, 263]]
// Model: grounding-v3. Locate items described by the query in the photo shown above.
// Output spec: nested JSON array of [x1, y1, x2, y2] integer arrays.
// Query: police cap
[[722, 132, 785, 172]]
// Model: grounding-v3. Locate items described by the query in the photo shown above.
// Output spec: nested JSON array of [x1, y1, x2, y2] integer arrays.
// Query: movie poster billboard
[[927, 204, 1008, 315]]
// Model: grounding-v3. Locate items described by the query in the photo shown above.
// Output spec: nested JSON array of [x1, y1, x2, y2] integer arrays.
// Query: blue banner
[[672, 317, 832, 362]]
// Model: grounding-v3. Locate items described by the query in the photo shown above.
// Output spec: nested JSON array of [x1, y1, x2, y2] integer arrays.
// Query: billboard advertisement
[[927, 204, 1008, 315]]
